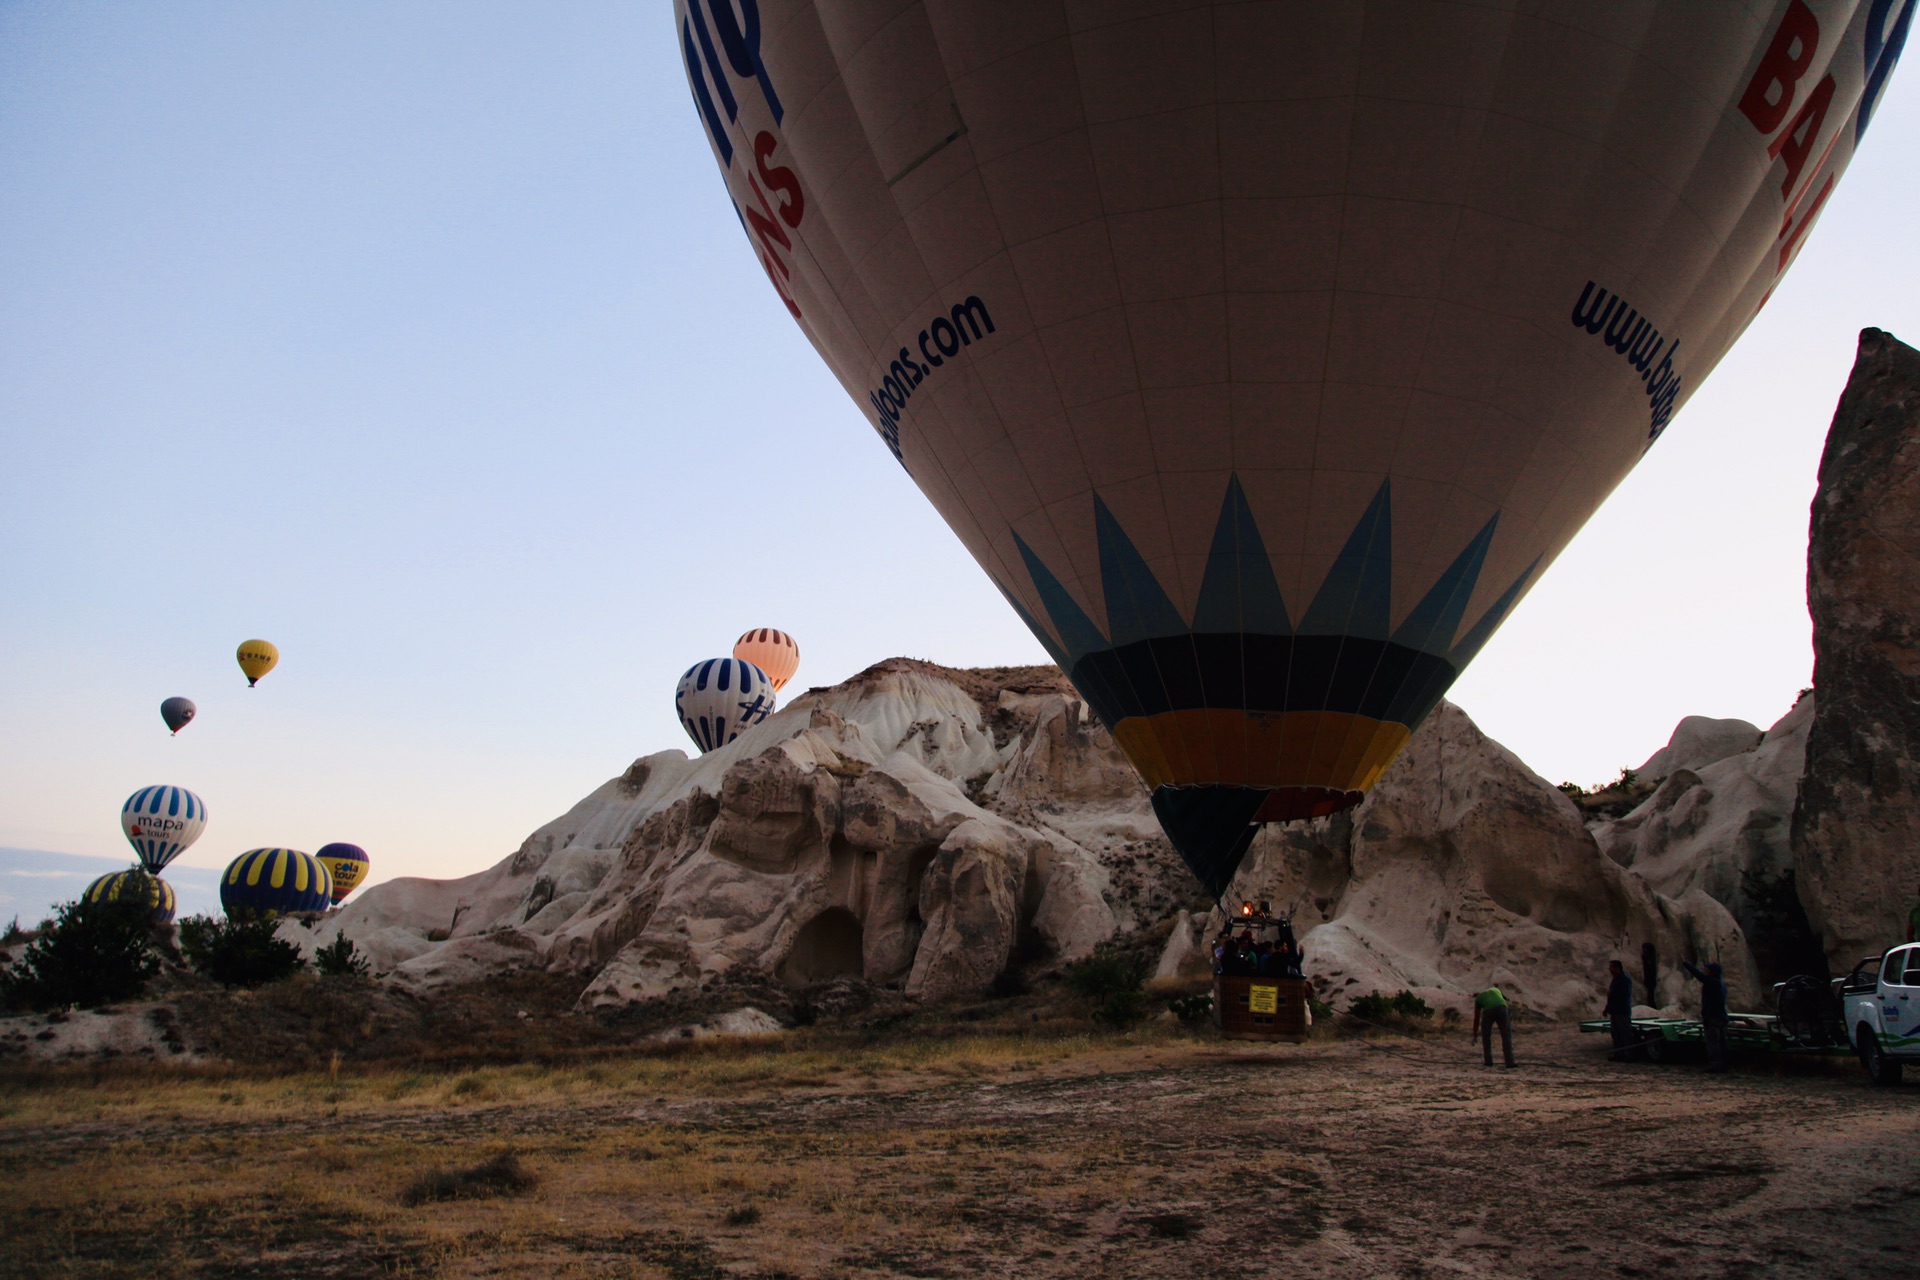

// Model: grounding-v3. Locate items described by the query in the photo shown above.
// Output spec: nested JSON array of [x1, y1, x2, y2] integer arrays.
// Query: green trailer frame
[[1578, 1014, 1854, 1062]]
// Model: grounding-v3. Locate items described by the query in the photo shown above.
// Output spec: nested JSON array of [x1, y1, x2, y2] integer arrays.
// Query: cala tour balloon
[[315, 842, 371, 906], [236, 639, 279, 687], [733, 628, 801, 692], [160, 696, 196, 735], [675, 657, 776, 753], [677, 0, 1911, 896], [121, 785, 207, 874]]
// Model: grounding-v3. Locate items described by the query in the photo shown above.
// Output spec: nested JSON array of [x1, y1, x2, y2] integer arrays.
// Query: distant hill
[[0, 848, 222, 927]]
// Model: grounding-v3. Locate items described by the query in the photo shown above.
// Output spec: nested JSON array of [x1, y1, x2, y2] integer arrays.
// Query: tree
[[177, 915, 306, 988], [314, 932, 370, 979], [1066, 943, 1151, 1029], [0, 895, 161, 1011]]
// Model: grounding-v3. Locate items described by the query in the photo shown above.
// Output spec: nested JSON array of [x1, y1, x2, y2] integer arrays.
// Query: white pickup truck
[[1840, 946, 1920, 1085]]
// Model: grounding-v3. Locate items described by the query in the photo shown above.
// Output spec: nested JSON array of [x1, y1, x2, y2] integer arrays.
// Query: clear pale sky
[[3, 4, 1917, 889]]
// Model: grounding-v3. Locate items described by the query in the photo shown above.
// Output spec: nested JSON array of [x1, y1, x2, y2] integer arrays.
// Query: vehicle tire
[[1645, 1035, 1668, 1065], [1859, 1028, 1904, 1087]]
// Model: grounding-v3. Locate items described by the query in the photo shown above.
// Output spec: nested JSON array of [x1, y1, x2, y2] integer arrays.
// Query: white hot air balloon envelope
[[675, 657, 776, 753], [676, 0, 1910, 895], [120, 785, 208, 874]]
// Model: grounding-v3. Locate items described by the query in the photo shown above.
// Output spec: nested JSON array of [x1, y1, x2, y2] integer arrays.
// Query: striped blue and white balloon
[[674, 658, 775, 754], [120, 785, 207, 874]]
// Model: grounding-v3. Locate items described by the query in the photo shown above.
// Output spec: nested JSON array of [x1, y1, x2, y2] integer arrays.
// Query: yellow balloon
[[236, 639, 279, 687]]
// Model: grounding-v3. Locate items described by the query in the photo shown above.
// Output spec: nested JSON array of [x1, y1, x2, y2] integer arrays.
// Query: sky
[[2, 4, 1917, 892]]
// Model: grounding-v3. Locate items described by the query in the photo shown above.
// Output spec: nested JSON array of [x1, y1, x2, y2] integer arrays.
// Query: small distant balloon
[[315, 842, 370, 906], [160, 697, 197, 735], [121, 785, 207, 874], [220, 847, 332, 920], [236, 639, 279, 687], [733, 629, 800, 693], [674, 658, 775, 754], [84, 868, 176, 926]]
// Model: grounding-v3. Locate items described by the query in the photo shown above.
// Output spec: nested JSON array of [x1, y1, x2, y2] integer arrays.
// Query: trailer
[[1579, 1013, 1854, 1063]]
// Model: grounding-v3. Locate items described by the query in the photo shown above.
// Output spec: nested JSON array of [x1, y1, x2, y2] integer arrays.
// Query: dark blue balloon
[[160, 697, 196, 735]]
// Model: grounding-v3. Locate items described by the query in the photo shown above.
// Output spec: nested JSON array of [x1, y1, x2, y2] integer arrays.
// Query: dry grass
[[6, 1022, 1913, 1279]]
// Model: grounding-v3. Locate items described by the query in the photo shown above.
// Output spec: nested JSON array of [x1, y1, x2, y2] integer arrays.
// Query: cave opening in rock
[[780, 907, 865, 986]]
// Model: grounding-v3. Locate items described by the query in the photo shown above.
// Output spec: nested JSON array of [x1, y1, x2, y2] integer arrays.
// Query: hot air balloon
[[236, 639, 279, 687], [121, 785, 207, 874], [220, 848, 332, 920], [83, 868, 177, 926], [677, 0, 1910, 897], [675, 658, 775, 753], [315, 842, 370, 906], [160, 696, 197, 735], [733, 628, 801, 692]]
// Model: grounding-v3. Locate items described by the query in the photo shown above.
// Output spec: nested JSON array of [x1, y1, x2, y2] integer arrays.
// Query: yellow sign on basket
[[1249, 985, 1279, 1015]]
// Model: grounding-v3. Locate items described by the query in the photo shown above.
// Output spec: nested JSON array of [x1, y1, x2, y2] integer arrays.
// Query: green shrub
[[1066, 943, 1150, 1028], [1347, 989, 1434, 1023], [314, 932, 370, 979], [178, 914, 306, 988], [0, 895, 161, 1011]]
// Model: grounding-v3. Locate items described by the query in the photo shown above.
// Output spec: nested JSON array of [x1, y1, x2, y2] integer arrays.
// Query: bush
[[178, 914, 306, 988], [0, 895, 162, 1011], [400, 1151, 536, 1206], [987, 966, 1030, 999], [314, 932, 370, 979], [1168, 991, 1213, 1028], [1066, 943, 1150, 1029], [1347, 989, 1434, 1023]]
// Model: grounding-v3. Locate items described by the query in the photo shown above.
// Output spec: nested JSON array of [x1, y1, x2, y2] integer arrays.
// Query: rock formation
[[1793, 328, 1920, 965], [1163, 702, 1763, 1017], [1635, 716, 1765, 780], [319, 654, 1790, 1022]]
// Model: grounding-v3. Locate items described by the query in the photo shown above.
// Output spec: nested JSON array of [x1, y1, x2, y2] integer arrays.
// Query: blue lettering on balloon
[[1571, 281, 1680, 442], [1860, 0, 1915, 141]]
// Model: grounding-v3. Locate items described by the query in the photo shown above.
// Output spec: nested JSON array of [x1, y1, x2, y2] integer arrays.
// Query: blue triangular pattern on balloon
[[993, 579, 1073, 671], [1391, 514, 1498, 655], [1093, 495, 1189, 647], [1013, 530, 1110, 662], [1297, 480, 1394, 640], [1448, 555, 1541, 668], [1193, 475, 1292, 635]]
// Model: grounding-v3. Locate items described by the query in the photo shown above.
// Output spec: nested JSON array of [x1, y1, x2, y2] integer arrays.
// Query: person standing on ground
[[1604, 960, 1636, 1059], [1681, 959, 1729, 1073], [1907, 888, 1920, 942], [1472, 986, 1517, 1068]]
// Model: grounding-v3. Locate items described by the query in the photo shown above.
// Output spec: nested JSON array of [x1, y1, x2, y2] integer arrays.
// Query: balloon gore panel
[[676, 0, 1907, 895]]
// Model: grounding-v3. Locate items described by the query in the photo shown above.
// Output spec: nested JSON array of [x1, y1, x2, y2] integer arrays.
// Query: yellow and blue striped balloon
[[220, 848, 332, 921], [83, 868, 177, 926]]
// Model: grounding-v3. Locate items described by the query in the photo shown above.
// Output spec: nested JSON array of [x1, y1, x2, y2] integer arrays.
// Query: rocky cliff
[[1794, 328, 1920, 965], [318, 657, 1793, 1021]]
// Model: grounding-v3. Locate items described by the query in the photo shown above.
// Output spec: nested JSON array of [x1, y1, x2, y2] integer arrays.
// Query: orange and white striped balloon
[[733, 628, 800, 692]]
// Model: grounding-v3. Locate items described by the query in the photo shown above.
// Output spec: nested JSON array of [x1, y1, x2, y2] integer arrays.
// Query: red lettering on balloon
[[1738, 0, 1820, 133], [754, 132, 804, 229], [1767, 73, 1835, 198]]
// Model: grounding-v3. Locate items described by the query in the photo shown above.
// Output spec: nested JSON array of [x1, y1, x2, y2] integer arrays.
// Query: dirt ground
[[3, 1022, 1916, 1279]]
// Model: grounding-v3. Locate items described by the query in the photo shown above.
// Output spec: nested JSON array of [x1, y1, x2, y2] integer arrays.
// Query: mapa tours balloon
[[675, 658, 775, 753], [315, 842, 370, 906], [84, 868, 177, 926], [678, 0, 1910, 896], [733, 628, 801, 692], [121, 785, 207, 874], [160, 696, 196, 735], [221, 847, 332, 920], [236, 639, 279, 687]]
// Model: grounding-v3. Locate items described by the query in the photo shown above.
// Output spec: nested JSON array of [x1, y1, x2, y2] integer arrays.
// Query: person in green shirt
[[1472, 986, 1517, 1067]]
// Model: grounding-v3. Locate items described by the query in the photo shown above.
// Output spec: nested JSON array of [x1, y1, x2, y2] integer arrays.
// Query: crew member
[[1681, 959, 1729, 1074], [1472, 985, 1516, 1068], [1604, 960, 1635, 1059]]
